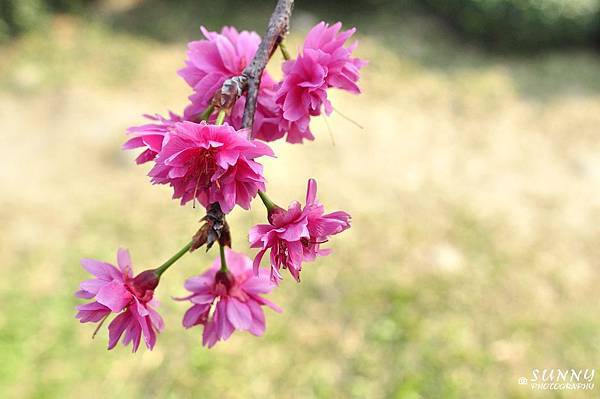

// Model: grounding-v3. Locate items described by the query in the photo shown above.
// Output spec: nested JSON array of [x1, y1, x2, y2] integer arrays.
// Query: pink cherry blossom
[[275, 21, 366, 143], [75, 249, 164, 352], [148, 121, 274, 213], [123, 112, 182, 164], [302, 21, 366, 94], [178, 248, 281, 348], [179, 26, 281, 141], [249, 179, 351, 283]]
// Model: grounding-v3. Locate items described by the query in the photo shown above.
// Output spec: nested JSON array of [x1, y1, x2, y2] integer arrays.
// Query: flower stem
[[154, 241, 193, 277], [219, 242, 228, 272], [216, 109, 227, 125], [279, 42, 291, 60], [258, 190, 277, 211], [199, 105, 215, 122]]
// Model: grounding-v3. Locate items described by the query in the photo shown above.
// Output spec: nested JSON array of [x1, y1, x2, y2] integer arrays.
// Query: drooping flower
[[75, 249, 164, 352], [249, 179, 351, 283], [179, 26, 281, 141], [123, 112, 182, 164], [275, 21, 366, 143], [178, 248, 281, 348], [148, 121, 274, 213]]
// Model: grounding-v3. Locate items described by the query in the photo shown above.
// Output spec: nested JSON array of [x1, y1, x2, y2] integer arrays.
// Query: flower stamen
[[92, 313, 110, 339]]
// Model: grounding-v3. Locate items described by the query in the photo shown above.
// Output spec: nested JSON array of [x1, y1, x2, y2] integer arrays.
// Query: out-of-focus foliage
[[2, 0, 600, 50], [0, 0, 92, 41], [46, 0, 92, 12], [2, 12, 600, 398], [421, 0, 600, 49], [0, 0, 45, 40]]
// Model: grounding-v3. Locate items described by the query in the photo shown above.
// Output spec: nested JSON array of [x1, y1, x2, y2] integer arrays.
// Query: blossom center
[[275, 240, 292, 269], [125, 277, 154, 304], [188, 147, 219, 192]]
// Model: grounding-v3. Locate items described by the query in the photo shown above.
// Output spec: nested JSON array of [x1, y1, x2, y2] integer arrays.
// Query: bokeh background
[[1, 0, 600, 398]]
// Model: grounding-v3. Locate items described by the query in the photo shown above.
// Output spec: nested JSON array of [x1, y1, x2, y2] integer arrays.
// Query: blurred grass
[[1, 8, 600, 399]]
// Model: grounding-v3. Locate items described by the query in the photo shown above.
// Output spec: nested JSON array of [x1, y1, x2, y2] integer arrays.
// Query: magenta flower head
[[249, 179, 351, 283], [178, 26, 281, 141], [177, 248, 281, 348], [123, 112, 182, 164], [75, 249, 164, 352], [148, 121, 274, 213], [275, 21, 366, 143], [302, 21, 366, 94]]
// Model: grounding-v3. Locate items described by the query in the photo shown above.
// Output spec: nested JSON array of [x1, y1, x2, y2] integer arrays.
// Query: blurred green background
[[1, 0, 600, 398]]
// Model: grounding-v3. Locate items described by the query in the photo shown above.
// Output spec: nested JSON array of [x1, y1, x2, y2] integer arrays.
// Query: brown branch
[[202, 0, 294, 241], [211, 0, 294, 134], [242, 0, 294, 137], [211, 0, 294, 136]]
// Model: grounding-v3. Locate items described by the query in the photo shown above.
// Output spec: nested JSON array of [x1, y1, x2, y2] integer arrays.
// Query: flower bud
[[267, 205, 287, 225], [212, 76, 246, 111], [129, 270, 160, 301], [215, 269, 235, 291]]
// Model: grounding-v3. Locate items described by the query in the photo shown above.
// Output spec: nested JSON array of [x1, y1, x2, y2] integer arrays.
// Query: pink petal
[[80, 258, 122, 281], [75, 289, 94, 299], [226, 298, 253, 330], [249, 224, 273, 247], [305, 178, 318, 205], [108, 311, 132, 350], [184, 274, 214, 293], [247, 300, 266, 336], [117, 248, 133, 277], [182, 303, 210, 328], [202, 318, 218, 348], [95, 281, 132, 312], [76, 302, 111, 323], [190, 293, 216, 305], [147, 306, 165, 332], [215, 300, 235, 340], [79, 278, 109, 295], [253, 248, 268, 275], [241, 276, 276, 294], [279, 222, 309, 241]]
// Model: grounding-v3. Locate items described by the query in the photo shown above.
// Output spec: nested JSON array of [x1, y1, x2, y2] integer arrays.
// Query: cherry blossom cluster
[[76, 21, 364, 351]]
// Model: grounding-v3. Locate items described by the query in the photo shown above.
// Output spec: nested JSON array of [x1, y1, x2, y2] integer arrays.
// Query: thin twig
[[333, 106, 364, 130], [203, 0, 294, 237], [242, 0, 294, 137], [323, 116, 336, 146]]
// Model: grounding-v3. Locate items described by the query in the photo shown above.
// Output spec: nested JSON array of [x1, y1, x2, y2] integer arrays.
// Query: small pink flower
[[178, 248, 281, 348], [302, 21, 366, 94], [148, 121, 274, 213], [179, 26, 281, 141], [123, 112, 182, 164], [275, 22, 366, 143], [75, 249, 164, 352], [249, 179, 351, 283]]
